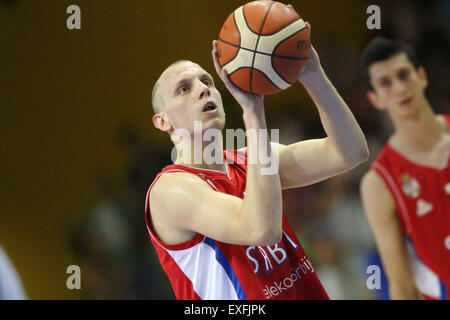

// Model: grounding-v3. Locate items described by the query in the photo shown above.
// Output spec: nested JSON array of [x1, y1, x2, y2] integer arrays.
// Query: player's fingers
[[211, 40, 223, 74], [220, 68, 235, 89], [212, 44, 246, 96], [212, 41, 234, 86], [218, 66, 237, 91], [305, 22, 312, 45], [212, 40, 223, 72]]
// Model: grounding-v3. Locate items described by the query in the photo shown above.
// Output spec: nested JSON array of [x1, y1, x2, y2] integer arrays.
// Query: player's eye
[[178, 86, 189, 95], [398, 69, 410, 81], [202, 79, 212, 86], [380, 79, 391, 88]]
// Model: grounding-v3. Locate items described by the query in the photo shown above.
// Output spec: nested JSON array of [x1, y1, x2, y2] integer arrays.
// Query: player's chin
[[396, 103, 420, 119], [202, 115, 225, 131]]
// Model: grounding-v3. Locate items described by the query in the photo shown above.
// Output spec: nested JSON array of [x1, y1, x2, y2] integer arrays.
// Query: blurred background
[[0, 0, 448, 299]]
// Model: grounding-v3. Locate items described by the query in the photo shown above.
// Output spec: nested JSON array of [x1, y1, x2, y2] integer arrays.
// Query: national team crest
[[399, 173, 421, 198]]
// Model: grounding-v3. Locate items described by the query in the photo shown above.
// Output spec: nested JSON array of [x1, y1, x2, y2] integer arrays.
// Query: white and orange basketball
[[216, 0, 311, 95]]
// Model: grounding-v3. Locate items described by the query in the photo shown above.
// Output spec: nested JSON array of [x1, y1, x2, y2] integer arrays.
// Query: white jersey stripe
[[405, 238, 443, 299], [203, 237, 247, 300], [165, 239, 242, 300]]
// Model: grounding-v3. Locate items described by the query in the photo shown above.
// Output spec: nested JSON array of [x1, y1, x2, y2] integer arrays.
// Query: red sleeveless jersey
[[145, 150, 329, 300], [371, 115, 450, 299]]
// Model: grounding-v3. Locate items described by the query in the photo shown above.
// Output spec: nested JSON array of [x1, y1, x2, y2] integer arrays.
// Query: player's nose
[[392, 79, 407, 94], [198, 81, 211, 100]]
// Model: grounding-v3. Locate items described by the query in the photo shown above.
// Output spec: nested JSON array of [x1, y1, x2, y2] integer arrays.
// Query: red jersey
[[371, 115, 450, 300], [145, 149, 329, 300]]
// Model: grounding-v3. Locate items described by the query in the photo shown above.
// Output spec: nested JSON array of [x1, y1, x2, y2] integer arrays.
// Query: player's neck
[[390, 103, 444, 152], [172, 137, 227, 173]]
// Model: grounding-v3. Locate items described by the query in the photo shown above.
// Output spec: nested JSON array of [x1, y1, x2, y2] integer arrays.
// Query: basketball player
[[145, 26, 369, 299], [360, 37, 449, 300]]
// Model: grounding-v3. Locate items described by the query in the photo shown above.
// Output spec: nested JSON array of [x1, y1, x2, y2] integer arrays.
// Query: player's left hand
[[296, 23, 325, 83], [212, 40, 264, 112]]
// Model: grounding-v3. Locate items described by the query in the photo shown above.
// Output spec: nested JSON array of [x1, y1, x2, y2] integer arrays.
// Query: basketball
[[216, 0, 311, 95]]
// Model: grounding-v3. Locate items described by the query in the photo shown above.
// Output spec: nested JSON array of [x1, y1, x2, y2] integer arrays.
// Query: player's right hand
[[212, 40, 264, 112]]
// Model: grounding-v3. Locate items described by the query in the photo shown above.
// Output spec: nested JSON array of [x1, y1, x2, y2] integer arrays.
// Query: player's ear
[[417, 66, 428, 89], [153, 113, 172, 132], [366, 90, 386, 111]]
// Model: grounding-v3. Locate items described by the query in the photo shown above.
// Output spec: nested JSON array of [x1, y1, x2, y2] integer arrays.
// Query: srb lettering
[[246, 231, 299, 273], [267, 244, 287, 264]]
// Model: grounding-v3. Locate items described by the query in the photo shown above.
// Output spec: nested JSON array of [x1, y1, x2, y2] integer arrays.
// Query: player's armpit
[[149, 172, 277, 247], [360, 170, 422, 300]]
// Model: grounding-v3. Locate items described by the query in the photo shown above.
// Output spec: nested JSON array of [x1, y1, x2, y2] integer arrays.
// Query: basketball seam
[[223, 67, 254, 94], [241, 5, 262, 37], [218, 38, 309, 61], [224, 66, 281, 95], [250, 1, 277, 93], [249, 67, 285, 93], [271, 26, 311, 84], [262, 17, 305, 36], [232, 10, 242, 49]]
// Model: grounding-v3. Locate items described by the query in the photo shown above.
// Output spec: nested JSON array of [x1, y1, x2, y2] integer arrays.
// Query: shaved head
[[151, 60, 194, 114], [151, 59, 225, 137]]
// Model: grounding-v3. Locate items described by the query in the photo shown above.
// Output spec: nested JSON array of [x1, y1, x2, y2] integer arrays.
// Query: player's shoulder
[[360, 169, 396, 214], [361, 168, 381, 186], [151, 171, 207, 197], [360, 168, 390, 195], [148, 172, 204, 244], [149, 171, 214, 228], [150, 171, 211, 210]]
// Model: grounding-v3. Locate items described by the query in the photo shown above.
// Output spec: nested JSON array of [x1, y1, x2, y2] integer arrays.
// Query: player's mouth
[[399, 97, 413, 106], [202, 101, 218, 114]]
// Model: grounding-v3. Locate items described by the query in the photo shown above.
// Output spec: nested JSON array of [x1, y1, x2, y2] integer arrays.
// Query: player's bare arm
[[150, 171, 281, 246], [360, 170, 423, 300], [274, 43, 369, 189]]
